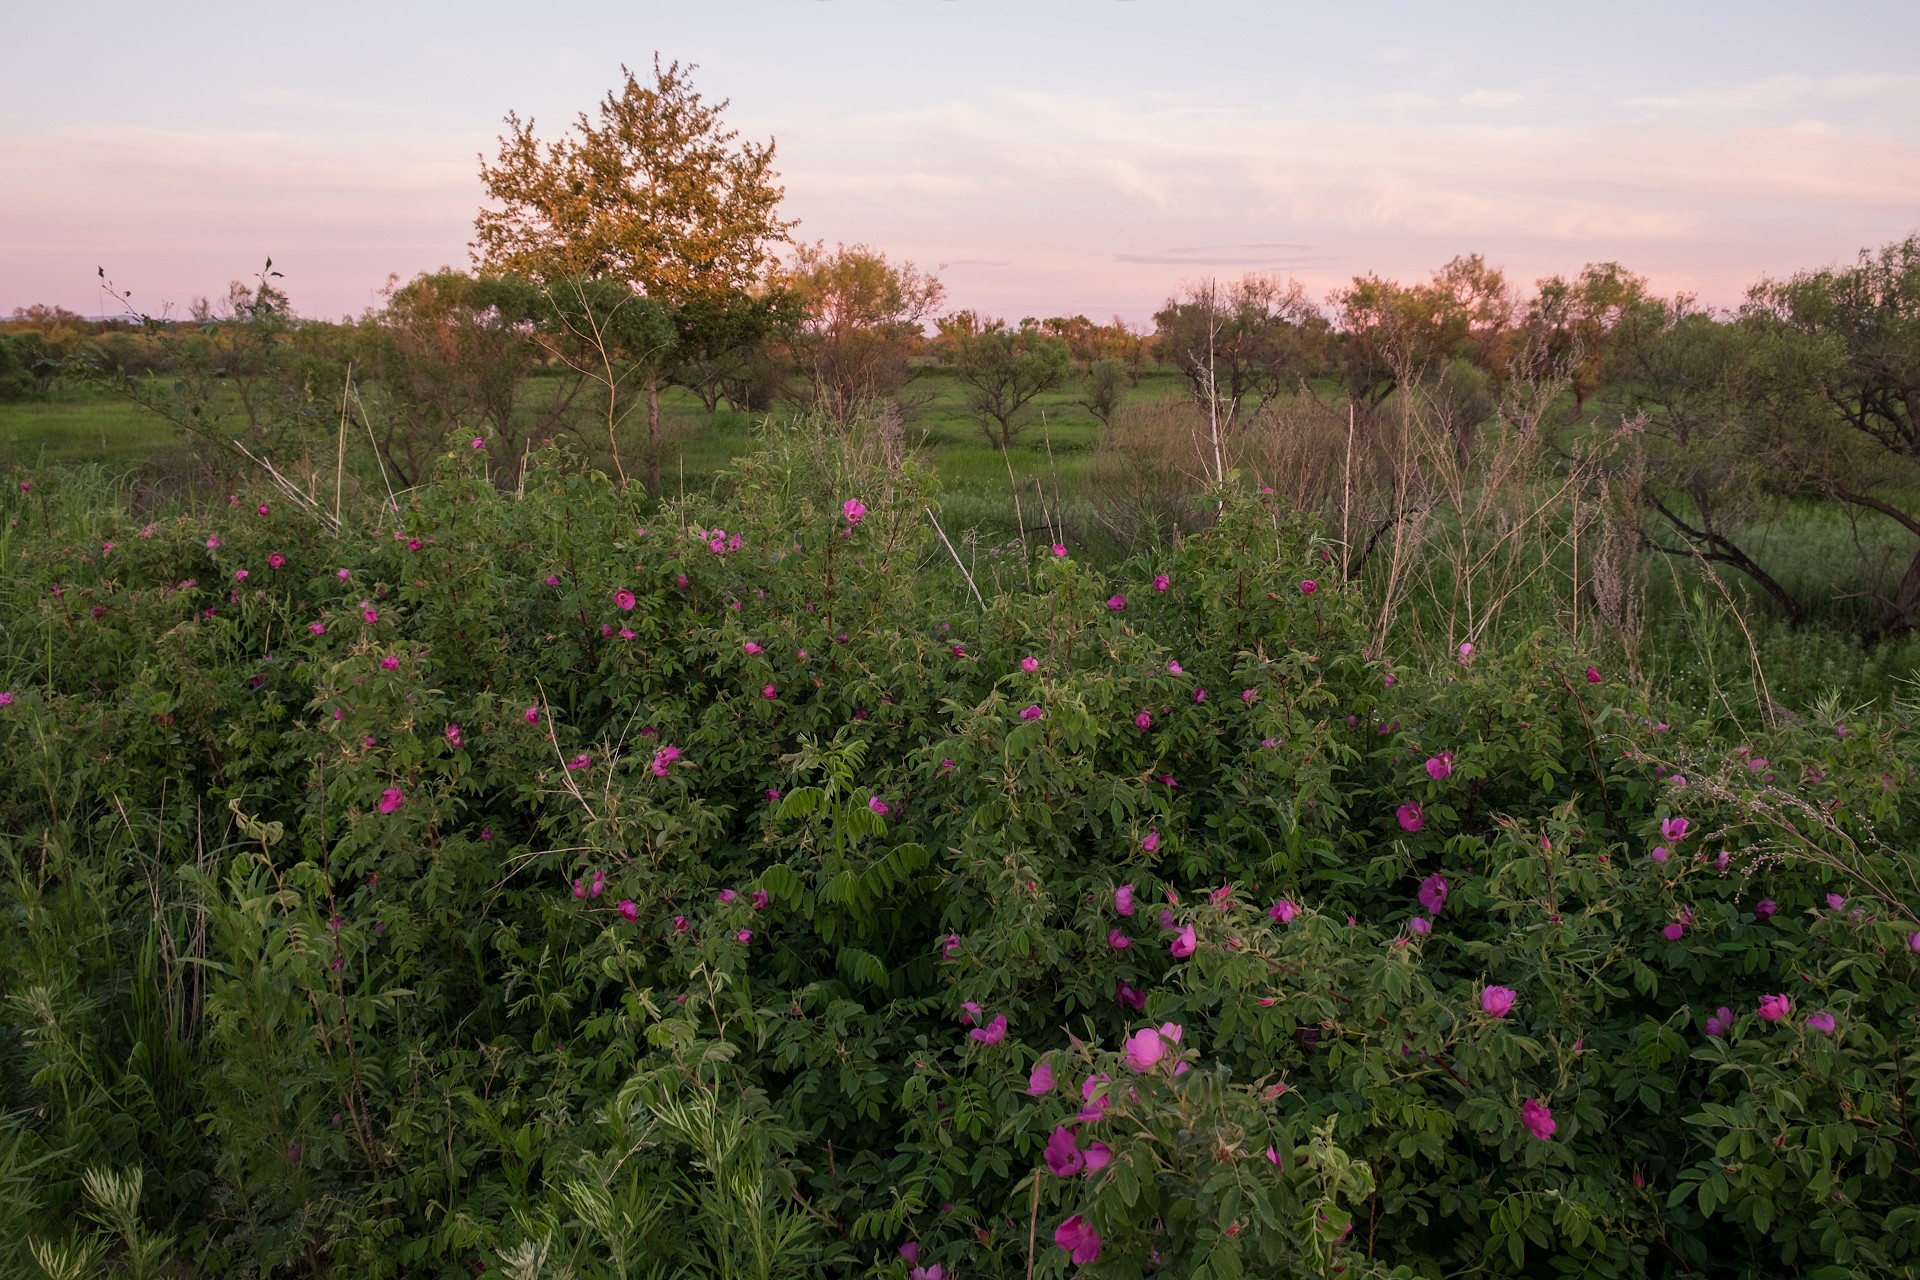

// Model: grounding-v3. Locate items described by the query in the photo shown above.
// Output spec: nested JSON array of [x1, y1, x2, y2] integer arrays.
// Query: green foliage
[[1, 426, 1918, 1277]]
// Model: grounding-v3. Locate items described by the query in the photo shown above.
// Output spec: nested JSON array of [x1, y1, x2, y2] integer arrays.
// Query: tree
[[1154, 274, 1327, 427], [1747, 236, 1920, 634], [935, 313, 1072, 449], [473, 58, 794, 489], [777, 242, 943, 426], [366, 270, 582, 485], [1610, 297, 1806, 623], [1523, 262, 1648, 417], [1332, 257, 1513, 417], [669, 288, 789, 414]]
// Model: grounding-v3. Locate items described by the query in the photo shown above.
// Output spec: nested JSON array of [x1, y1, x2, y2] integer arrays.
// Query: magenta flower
[[1417, 874, 1449, 915], [898, 1243, 919, 1265], [267, 552, 286, 569], [1425, 752, 1453, 781], [1651, 844, 1669, 864], [361, 605, 379, 623], [1269, 899, 1298, 923], [618, 899, 638, 922], [1082, 1142, 1112, 1173], [1167, 659, 1183, 675], [471, 436, 485, 450], [308, 623, 326, 635], [718, 889, 738, 905], [941, 933, 960, 958], [1134, 710, 1151, 731], [1044, 1126, 1085, 1176], [1662, 921, 1686, 941], [1152, 573, 1169, 592], [1409, 916, 1431, 935], [1115, 981, 1146, 1011], [1169, 923, 1196, 958], [1051, 543, 1067, 557], [1585, 666, 1601, 682], [614, 588, 636, 611], [1909, 931, 1920, 952], [1705, 1006, 1734, 1038], [445, 723, 464, 748], [565, 753, 591, 771], [1241, 687, 1258, 703], [573, 878, 587, 900], [1661, 816, 1691, 842], [1142, 829, 1159, 853], [1194, 687, 1207, 703], [1114, 884, 1135, 916], [1397, 802, 1425, 833], [762, 683, 778, 699], [1106, 594, 1126, 611], [525, 705, 541, 724], [1758, 994, 1791, 1022], [1054, 1215, 1102, 1266], [1754, 899, 1777, 922], [969, 1014, 1007, 1045], [1825, 893, 1846, 911], [869, 796, 890, 816], [736, 928, 752, 943], [1021, 656, 1039, 672], [744, 640, 762, 655], [380, 656, 399, 671], [1107, 928, 1132, 950], [377, 787, 404, 814], [1805, 1010, 1836, 1035], [651, 745, 682, 777], [1027, 1058, 1056, 1095], [1457, 641, 1474, 664], [1481, 985, 1517, 1018], [1020, 704, 1043, 721], [751, 889, 769, 910], [1124, 1027, 1166, 1072], [1300, 579, 1316, 594], [1520, 1098, 1556, 1141], [843, 498, 867, 525], [673, 915, 688, 933]]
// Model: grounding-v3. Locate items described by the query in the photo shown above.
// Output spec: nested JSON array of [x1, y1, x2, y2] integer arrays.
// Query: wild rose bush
[[1, 434, 1918, 1279]]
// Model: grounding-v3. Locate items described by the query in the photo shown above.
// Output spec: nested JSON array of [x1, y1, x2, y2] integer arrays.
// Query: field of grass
[[0, 392, 179, 468]]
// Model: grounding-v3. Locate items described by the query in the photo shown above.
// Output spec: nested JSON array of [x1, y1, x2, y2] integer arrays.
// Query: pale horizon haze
[[4, 0, 1918, 325]]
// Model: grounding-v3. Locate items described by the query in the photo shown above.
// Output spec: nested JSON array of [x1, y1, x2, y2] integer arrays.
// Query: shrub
[[1, 431, 1917, 1277]]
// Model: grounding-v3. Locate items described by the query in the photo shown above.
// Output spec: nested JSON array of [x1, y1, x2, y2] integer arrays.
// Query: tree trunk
[[646, 374, 661, 494]]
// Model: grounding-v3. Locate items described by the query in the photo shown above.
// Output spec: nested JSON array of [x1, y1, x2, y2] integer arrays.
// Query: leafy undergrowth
[[2, 431, 1918, 1279]]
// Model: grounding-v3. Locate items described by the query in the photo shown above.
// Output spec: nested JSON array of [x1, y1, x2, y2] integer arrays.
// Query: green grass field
[[0, 393, 179, 469]]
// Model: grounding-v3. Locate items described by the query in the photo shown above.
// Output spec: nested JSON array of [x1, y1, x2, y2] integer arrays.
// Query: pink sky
[[5, 3, 1918, 325]]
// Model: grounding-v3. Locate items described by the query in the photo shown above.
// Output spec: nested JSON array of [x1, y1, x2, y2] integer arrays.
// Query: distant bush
[[2, 430, 1917, 1278]]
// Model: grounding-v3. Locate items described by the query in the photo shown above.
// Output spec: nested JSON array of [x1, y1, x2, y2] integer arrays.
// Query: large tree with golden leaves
[[474, 57, 793, 300], [473, 58, 794, 487]]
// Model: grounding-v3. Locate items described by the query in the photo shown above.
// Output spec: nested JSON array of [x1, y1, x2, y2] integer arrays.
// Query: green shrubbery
[[2, 429, 1917, 1278]]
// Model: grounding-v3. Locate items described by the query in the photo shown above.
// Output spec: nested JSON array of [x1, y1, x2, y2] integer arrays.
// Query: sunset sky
[[5, 0, 1917, 324]]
